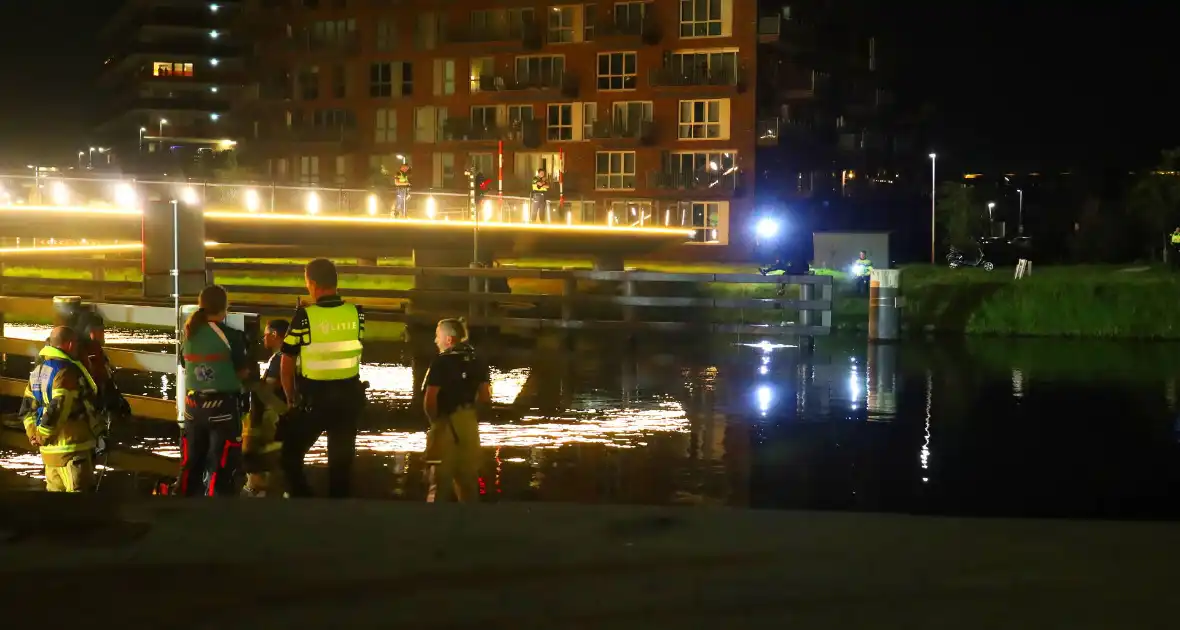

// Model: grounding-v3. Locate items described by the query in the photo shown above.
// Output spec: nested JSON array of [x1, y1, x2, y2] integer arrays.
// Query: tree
[[935, 181, 986, 251], [1127, 148, 1180, 259]]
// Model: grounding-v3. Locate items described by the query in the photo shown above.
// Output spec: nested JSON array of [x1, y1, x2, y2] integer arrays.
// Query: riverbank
[[892, 264, 1180, 339]]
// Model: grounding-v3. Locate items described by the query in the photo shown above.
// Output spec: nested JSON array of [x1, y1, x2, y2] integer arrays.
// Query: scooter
[[947, 246, 994, 271]]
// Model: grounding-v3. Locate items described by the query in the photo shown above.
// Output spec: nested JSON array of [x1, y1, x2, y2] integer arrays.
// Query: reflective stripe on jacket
[[301, 303, 363, 380]]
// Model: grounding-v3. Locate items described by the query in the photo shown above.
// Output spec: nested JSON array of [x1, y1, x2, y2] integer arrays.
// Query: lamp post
[[77, 151, 84, 170], [1017, 189, 1024, 235], [159, 119, 168, 137], [987, 201, 996, 237], [139, 127, 147, 152], [928, 153, 937, 263], [88, 147, 96, 169]]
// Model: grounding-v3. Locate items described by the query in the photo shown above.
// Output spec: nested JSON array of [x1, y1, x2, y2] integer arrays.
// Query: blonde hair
[[437, 318, 468, 342]]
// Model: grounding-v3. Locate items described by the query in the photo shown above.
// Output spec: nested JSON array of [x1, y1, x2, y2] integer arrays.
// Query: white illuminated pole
[[1017, 189, 1024, 235], [139, 127, 147, 152], [928, 153, 937, 263], [159, 119, 168, 138], [172, 199, 183, 425]]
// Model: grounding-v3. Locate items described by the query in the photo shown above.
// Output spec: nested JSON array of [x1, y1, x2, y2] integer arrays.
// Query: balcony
[[475, 74, 579, 98], [112, 95, 232, 115], [595, 13, 662, 45], [648, 171, 743, 195], [649, 65, 746, 90], [445, 21, 542, 48], [587, 119, 657, 145], [262, 125, 360, 146], [757, 14, 815, 53], [280, 36, 361, 57], [441, 119, 508, 143]]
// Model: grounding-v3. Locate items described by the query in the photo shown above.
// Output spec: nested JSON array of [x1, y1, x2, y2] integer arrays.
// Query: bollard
[[799, 282, 814, 327], [867, 269, 901, 342]]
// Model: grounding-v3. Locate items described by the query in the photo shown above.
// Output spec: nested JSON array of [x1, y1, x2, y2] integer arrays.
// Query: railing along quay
[[0, 258, 832, 335]]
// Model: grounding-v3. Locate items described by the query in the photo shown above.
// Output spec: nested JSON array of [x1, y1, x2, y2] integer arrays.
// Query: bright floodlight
[[50, 181, 68, 205], [306, 191, 320, 214], [929, 153, 936, 159], [114, 183, 136, 208], [425, 196, 436, 218], [482, 198, 493, 221], [756, 218, 779, 239], [520, 201, 529, 223], [607, 210, 615, 226], [181, 187, 199, 205], [366, 194, 378, 215], [244, 188, 259, 212]]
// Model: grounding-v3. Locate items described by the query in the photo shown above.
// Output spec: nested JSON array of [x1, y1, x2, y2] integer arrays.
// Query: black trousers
[[530, 192, 547, 222], [180, 392, 242, 497], [279, 383, 363, 498]]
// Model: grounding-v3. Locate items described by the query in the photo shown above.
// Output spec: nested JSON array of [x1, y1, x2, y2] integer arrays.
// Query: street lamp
[[88, 147, 97, 169], [77, 151, 84, 170], [1017, 189, 1024, 235], [159, 119, 168, 137], [987, 201, 996, 235], [928, 153, 937, 263], [139, 127, 147, 152]]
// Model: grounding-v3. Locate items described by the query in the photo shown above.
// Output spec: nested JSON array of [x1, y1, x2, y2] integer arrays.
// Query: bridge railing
[[0, 172, 707, 228], [0, 259, 832, 335]]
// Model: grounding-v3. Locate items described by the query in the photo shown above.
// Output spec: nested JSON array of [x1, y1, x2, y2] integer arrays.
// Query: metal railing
[[0, 261, 834, 336]]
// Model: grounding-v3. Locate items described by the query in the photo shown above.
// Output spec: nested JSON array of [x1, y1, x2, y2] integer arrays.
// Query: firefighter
[[530, 168, 549, 222], [393, 163, 411, 218], [19, 326, 106, 492]]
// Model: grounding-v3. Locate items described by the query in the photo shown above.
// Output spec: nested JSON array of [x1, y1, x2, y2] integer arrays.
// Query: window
[[153, 62, 193, 77], [675, 201, 725, 242], [311, 19, 357, 49], [547, 104, 573, 141], [613, 101, 653, 132], [311, 109, 354, 128], [507, 105, 534, 127], [678, 99, 728, 139], [369, 153, 405, 177], [509, 8, 536, 37], [584, 4, 597, 40], [609, 200, 654, 226], [595, 151, 636, 190], [679, 0, 725, 37], [433, 59, 455, 95], [668, 50, 738, 84], [515, 55, 564, 86], [469, 57, 493, 93], [597, 52, 637, 90], [471, 106, 498, 129], [370, 62, 412, 97], [414, 106, 438, 142], [514, 152, 560, 179], [666, 151, 736, 178], [432, 153, 455, 187], [548, 6, 576, 43], [470, 153, 494, 177], [376, 20, 394, 52], [332, 64, 347, 98], [369, 63, 391, 97], [415, 12, 440, 50], [375, 108, 396, 142], [299, 66, 320, 100], [618, 1, 647, 24], [583, 103, 597, 138], [299, 156, 319, 184], [335, 155, 348, 185]]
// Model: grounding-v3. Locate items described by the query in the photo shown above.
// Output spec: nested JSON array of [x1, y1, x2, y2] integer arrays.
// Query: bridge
[[0, 173, 697, 267]]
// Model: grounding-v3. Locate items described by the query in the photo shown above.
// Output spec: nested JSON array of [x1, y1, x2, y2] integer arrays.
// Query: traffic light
[[474, 173, 490, 201]]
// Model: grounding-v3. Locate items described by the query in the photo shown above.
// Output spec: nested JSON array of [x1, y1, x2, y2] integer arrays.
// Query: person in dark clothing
[[422, 318, 491, 502], [241, 319, 290, 497], [278, 259, 366, 499]]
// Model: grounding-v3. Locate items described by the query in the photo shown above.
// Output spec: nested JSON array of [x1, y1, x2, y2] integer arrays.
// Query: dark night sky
[[0, 1, 1176, 172]]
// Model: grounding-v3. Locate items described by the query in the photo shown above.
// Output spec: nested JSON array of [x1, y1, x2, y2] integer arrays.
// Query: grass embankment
[[897, 264, 1180, 338]]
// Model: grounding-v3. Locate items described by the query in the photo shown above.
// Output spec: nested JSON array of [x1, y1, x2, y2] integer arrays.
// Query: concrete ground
[[2, 494, 1178, 629]]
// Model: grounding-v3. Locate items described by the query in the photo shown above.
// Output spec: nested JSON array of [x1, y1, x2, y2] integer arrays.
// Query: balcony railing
[[648, 171, 742, 193], [263, 126, 360, 144], [476, 74, 579, 97], [442, 119, 508, 142], [283, 37, 361, 55], [445, 21, 541, 46], [587, 119, 657, 143], [649, 65, 745, 89], [596, 14, 662, 44]]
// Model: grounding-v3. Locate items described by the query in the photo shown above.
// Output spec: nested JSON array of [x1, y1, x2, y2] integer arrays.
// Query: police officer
[[530, 167, 549, 222], [393, 163, 412, 218], [279, 258, 366, 498], [179, 285, 251, 497], [422, 318, 491, 503], [854, 250, 873, 295], [19, 326, 106, 492], [1170, 228, 1180, 269]]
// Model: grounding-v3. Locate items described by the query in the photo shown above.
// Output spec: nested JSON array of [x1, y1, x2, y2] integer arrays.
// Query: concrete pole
[[868, 269, 901, 342]]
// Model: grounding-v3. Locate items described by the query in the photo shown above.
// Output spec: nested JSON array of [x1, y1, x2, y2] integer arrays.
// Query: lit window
[[153, 62, 194, 77], [547, 104, 572, 141], [547, 6, 576, 43], [678, 99, 723, 139], [679, 0, 723, 37]]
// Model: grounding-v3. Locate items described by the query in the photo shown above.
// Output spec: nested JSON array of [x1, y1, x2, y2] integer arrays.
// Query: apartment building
[[240, 0, 756, 249], [96, 0, 247, 174]]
